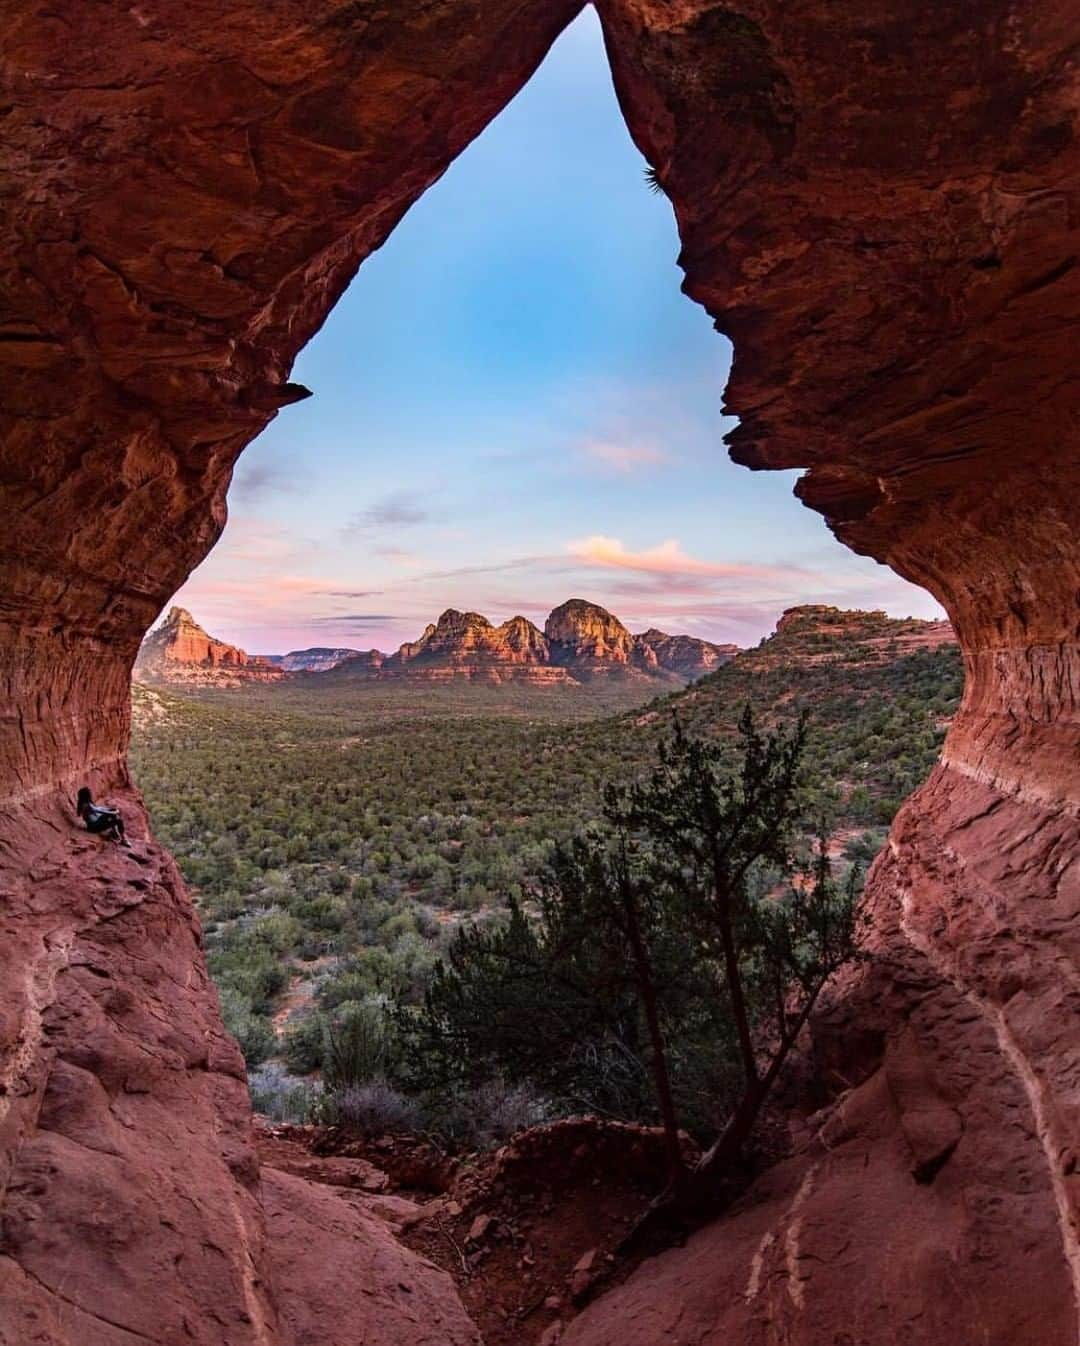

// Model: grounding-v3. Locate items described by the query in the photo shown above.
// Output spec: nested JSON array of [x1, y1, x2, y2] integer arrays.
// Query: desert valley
[[135, 599, 739, 690], [126, 598, 962, 1341]]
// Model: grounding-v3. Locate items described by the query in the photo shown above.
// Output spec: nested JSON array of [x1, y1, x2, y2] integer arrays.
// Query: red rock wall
[[0, 4, 582, 1342], [0, 794, 281, 1345], [595, 0, 1080, 800], [560, 2, 1080, 1340], [1, 0, 1078, 1342], [0, 0, 585, 795]]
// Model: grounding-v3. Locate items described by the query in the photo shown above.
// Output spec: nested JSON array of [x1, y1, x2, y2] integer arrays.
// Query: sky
[[171, 8, 943, 657]]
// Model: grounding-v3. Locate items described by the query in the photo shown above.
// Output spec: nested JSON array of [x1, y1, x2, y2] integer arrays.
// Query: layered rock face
[[271, 647, 360, 673], [544, 599, 736, 679], [0, 3, 583, 1342], [635, 627, 739, 679], [0, 803, 478, 1346], [135, 607, 284, 686], [329, 649, 387, 677], [0, 2, 1078, 1345], [545, 599, 640, 667], [331, 602, 732, 685], [0, 0, 587, 795], [561, 2, 1080, 1341], [380, 608, 573, 684], [767, 605, 955, 661]]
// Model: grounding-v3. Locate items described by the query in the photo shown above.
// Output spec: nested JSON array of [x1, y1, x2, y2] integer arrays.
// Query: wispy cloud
[[310, 613, 396, 625], [581, 438, 668, 474], [567, 535, 800, 580], [404, 554, 562, 584], [345, 490, 431, 534], [230, 455, 295, 504], [374, 546, 424, 568]]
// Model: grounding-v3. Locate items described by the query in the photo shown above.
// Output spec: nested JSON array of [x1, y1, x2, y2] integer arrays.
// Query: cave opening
[[163, 6, 941, 663]]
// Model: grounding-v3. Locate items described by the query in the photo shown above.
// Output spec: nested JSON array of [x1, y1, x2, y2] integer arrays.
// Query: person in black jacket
[[76, 787, 128, 845]]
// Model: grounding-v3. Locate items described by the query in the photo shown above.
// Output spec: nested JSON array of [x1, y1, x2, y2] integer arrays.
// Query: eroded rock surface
[[136, 606, 284, 686], [565, 766, 1080, 1345], [1, 3, 582, 1341], [545, 599, 641, 669], [1, 0, 1078, 1342], [0, 794, 280, 1346], [557, 2, 1080, 1339], [380, 608, 575, 684], [0, 0, 587, 793], [0, 798, 481, 1346], [262, 1169, 481, 1346], [635, 628, 739, 680]]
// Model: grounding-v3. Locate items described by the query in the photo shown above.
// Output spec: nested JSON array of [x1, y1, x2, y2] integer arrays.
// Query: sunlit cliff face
[[0, 0, 1077, 1343]]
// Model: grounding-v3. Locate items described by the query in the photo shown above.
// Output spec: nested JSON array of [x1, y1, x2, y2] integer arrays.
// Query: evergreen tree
[[610, 709, 863, 1183], [404, 709, 865, 1198]]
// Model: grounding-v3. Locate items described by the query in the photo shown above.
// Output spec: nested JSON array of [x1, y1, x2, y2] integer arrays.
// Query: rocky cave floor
[[254, 1114, 770, 1346]]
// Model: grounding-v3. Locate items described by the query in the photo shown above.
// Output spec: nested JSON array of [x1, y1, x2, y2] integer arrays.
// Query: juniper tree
[[402, 842, 718, 1179], [609, 708, 864, 1191], [404, 709, 863, 1196]]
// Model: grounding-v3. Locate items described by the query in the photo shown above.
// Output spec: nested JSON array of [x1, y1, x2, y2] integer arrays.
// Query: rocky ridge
[[134, 607, 284, 687], [376, 609, 574, 685], [334, 599, 737, 686], [137, 601, 738, 689], [635, 627, 741, 680], [266, 647, 361, 673]]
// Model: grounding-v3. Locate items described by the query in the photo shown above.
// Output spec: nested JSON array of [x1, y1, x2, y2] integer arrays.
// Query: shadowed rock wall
[[562, 3, 1080, 1340], [1, 0, 1077, 1342], [0, 0, 584, 796], [0, 4, 579, 1343]]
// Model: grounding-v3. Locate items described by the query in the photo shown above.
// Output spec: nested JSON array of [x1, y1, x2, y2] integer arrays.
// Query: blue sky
[[173, 8, 942, 655]]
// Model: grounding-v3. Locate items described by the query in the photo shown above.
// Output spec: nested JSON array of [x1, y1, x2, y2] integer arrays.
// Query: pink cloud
[[567, 535, 798, 580], [581, 439, 668, 473]]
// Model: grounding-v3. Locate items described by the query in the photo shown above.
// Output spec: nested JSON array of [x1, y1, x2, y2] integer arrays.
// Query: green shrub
[[219, 987, 276, 1066]]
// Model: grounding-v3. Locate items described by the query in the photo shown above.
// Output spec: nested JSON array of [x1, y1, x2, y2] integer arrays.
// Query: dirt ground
[[254, 1117, 699, 1346]]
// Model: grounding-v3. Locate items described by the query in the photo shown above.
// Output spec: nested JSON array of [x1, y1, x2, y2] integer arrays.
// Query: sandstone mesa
[[135, 599, 739, 688]]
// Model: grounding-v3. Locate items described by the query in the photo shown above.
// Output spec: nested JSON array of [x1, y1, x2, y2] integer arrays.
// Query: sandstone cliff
[[545, 598, 640, 668], [137, 602, 736, 690], [635, 627, 740, 680], [135, 607, 284, 687], [378, 609, 573, 685], [331, 601, 735, 686]]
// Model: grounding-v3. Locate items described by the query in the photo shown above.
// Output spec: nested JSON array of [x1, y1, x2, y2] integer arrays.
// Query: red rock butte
[[0, 3, 1077, 1345], [135, 606, 285, 686]]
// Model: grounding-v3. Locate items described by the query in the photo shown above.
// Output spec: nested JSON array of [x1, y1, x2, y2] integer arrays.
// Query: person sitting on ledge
[[76, 787, 128, 846]]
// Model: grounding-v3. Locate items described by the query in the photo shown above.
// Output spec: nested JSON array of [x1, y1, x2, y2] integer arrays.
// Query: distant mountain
[[134, 608, 285, 687], [135, 601, 741, 690], [766, 604, 954, 653], [545, 598, 639, 670], [635, 628, 739, 680], [372, 609, 573, 685], [329, 600, 739, 687], [264, 648, 361, 673]]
